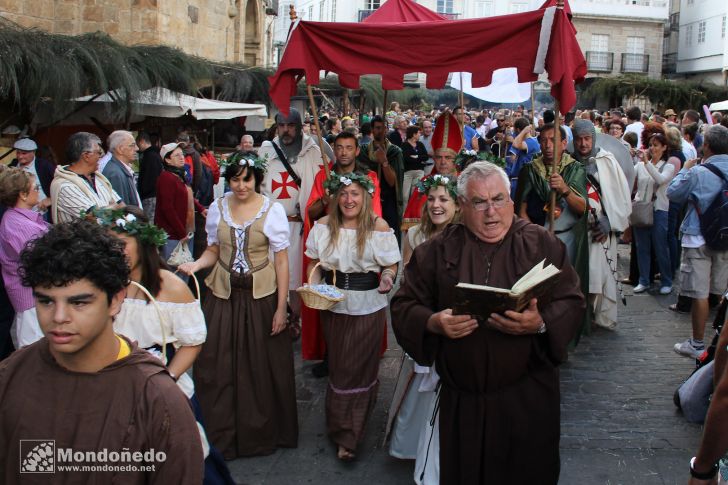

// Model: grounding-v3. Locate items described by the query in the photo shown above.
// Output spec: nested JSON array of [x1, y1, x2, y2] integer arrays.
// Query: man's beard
[[280, 133, 303, 161]]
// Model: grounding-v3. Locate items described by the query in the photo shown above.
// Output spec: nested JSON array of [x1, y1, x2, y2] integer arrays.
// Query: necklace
[[478, 236, 506, 285]]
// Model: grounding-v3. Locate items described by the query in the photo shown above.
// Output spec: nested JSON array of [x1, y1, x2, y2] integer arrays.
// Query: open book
[[453, 259, 561, 319]]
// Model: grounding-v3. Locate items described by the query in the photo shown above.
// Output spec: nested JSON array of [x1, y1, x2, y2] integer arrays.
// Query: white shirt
[[205, 195, 290, 273], [634, 160, 675, 212], [624, 121, 644, 149], [681, 138, 697, 161]]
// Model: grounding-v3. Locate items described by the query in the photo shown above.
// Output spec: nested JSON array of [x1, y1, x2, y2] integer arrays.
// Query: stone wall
[[573, 16, 665, 79], [0, 0, 267, 64]]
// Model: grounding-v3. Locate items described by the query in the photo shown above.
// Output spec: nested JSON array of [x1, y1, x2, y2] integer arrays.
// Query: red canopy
[[270, 4, 585, 116], [362, 0, 446, 23]]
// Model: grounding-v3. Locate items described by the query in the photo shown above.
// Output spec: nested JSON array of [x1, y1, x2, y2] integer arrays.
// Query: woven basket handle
[[129, 281, 168, 363], [308, 261, 336, 286], [174, 270, 201, 302]]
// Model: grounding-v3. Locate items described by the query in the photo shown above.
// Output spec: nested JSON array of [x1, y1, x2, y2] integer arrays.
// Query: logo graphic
[[20, 440, 55, 473]]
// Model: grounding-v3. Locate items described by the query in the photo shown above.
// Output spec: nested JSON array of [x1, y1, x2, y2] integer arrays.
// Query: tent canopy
[[709, 100, 728, 111], [270, 2, 585, 115], [362, 0, 446, 23], [449, 69, 532, 103], [75, 87, 267, 120]]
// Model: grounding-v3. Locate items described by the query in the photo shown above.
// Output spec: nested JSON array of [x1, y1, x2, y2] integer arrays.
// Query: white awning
[[75, 87, 267, 120], [709, 100, 728, 112]]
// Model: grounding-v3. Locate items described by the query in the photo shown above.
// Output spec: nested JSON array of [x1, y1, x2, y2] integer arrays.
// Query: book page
[[455, 282, 510, 294], [511, 260, 561, 294]]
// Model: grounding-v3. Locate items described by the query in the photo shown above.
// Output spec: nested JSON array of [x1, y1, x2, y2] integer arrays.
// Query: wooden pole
[[548, 0, 565, 235], [307, 84, 331, 177], [458, 72, 465, 148], [530, 82, 536, 129]]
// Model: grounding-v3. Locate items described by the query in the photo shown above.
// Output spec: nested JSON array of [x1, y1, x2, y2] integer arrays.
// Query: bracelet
[[562, 188, 571, 197], [381, 269, 396, 279], [690, 457, 718, 480]]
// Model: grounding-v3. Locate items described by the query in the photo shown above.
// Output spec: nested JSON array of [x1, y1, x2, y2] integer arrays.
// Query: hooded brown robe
[[0, 337, 203, 484], [391, 219, 585, 485]]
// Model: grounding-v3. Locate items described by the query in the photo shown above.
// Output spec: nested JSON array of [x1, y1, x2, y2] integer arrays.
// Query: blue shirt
[[463, 125, 478, 150], [506, 137, 540, 199]]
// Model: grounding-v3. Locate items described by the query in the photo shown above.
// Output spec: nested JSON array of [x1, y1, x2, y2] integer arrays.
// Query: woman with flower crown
[[386, 174, 459, 480], [178, 151, 298, 459], [95, 206, 234, 484], [305, 171, 401, 461]]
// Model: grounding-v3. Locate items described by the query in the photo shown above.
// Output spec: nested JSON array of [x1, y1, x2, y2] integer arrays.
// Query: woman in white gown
[[386, 174, 459, 483]]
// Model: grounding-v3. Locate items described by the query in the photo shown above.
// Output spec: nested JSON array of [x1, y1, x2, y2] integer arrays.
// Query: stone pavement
[[228, 243, 712, 484]]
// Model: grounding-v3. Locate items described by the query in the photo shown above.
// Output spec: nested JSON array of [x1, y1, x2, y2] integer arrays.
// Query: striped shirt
[[51, 167, 121, 223], [0, 208, 50, 312]]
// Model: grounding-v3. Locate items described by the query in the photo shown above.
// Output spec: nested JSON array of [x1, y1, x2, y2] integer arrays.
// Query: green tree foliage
[[583, 75, 728, 111]]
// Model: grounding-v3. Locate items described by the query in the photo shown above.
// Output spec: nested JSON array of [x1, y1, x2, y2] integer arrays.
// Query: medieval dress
[[0, 337, 203, 484], [391, 220, 585, 485], [194, 194, 298, 458], [516, 153, 589, 337], [259, 135, 323, 291], [305, 221, 400, 452], [585, 149, 631, 330]]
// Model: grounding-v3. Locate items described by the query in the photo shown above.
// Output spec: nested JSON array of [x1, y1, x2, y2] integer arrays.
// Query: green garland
[[323, 171, 375, 196], [456, 149, 506, 171], [82, 207, 168, 247], [219, 151, 269, 174], [414, 173, 458, 199]]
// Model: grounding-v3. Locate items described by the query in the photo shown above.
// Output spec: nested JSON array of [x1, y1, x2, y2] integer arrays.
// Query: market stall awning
[[270, 3, 585, 115], [75, 87, 267, 120], [362, 0, 446, 23], [709, 100, 728, 111]]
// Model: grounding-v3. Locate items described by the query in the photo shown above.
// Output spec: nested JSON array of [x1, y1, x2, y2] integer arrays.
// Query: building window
[[510, 2, 529, 13], [319, 0, 325, 20], [698, 21, 706, 43], [589, 34, 610, 71], [437, 0, 454, 13], [331, 0, 336, 21], [475, 1, 493, 16], [591, 33, 609, 52], [623, 36, 645, 72], [366, 0, 381, 9], [626, 36, 645, 55], [685, 24, 693, 46], [308, 5, 313, 20], [723, 16, 726, 38]]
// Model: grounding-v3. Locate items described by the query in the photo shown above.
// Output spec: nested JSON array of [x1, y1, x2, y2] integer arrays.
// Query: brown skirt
[[321, 308, 386, 451], [194, 273, 298, 459]]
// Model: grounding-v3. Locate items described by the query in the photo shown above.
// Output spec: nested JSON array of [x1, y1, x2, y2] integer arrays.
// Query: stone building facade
[[0, 0, 277, 66]]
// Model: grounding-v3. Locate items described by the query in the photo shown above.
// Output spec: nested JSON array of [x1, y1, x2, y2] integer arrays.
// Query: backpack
[[696, 163, 728, 251], [194, 163, 214, 207]]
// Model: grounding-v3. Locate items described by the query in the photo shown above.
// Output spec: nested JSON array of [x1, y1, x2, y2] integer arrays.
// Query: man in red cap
[[401, 110, 462, 230]]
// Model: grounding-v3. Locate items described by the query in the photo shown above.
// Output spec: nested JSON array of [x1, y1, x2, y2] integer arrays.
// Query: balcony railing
[[439, 12, 461, 19], [586, 51, 614, 72], [621, 53, 650, 73]]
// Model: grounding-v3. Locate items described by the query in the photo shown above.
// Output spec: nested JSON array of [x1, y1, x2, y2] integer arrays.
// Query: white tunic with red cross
[[259, 135, 323, 289]]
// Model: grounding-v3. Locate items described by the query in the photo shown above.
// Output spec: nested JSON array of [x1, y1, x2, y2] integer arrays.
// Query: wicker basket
[[296, 262, 345, 310]]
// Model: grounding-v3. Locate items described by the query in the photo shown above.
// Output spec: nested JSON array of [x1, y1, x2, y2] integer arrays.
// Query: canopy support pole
[[530, 82, 536, 129], [548, 0, 565, 235], [306, 84, 331, 177], [382, 90, 388, 117], [458, 72, 465, 147]]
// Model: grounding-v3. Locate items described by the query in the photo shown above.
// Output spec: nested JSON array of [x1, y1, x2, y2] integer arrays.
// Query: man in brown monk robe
[[391, 161, 585, 485], [0, 220, 203, 484]]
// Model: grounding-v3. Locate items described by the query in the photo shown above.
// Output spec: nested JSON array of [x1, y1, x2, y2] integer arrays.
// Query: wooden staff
[[306, 84, 331, 177], [530, 82, 536, 129], [548, 102, 561, 234]]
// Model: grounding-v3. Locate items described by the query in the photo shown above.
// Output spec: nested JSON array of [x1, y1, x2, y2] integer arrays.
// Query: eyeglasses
[[84, 149, 105, 157], [462, 195, 510, 211]]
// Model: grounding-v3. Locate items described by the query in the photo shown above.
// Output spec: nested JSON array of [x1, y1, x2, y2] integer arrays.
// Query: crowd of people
[[0, 97, 727, 484]]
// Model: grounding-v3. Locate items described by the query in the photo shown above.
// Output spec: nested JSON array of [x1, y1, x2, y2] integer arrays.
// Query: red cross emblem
[[271, 171, 298, 199]]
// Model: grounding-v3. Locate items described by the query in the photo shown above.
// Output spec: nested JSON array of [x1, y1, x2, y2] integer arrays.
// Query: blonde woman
[[387, 175, 459, 483], [305, 172, 400, 461]]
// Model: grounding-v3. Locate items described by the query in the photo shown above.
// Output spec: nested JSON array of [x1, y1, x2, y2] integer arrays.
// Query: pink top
[[0, 208, 50, 312]]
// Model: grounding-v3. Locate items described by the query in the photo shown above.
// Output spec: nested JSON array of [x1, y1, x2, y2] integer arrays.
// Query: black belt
[[322, 270, 379, 291]]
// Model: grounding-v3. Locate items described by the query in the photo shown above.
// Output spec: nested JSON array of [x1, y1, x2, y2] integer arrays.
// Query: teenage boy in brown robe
[[391, 161, 585, 485], [0, 220, 203, 484]]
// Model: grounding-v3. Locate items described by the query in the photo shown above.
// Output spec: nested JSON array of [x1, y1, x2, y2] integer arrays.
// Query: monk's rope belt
[[323, 270, 379, 291]]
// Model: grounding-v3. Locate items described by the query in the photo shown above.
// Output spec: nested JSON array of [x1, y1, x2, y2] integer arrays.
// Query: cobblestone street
[[228, 243, 711, 484]]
